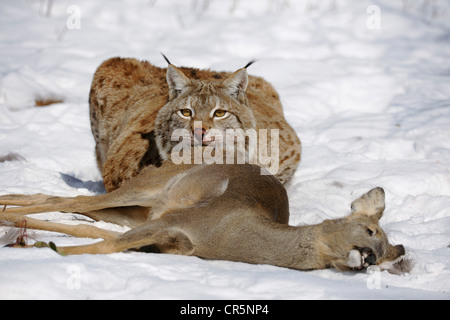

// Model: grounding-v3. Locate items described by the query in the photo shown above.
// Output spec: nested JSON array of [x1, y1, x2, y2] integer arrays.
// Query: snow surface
[[0, 0, 449, 299]]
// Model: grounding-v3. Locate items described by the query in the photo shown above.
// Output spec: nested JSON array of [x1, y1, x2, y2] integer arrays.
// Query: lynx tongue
[[193, 127, 206, 142], [193, 128, 216, 146]]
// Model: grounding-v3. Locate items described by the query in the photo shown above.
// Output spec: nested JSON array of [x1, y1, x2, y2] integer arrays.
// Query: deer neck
[[267, 223, 328, 270], [216, 221, 327, 271]]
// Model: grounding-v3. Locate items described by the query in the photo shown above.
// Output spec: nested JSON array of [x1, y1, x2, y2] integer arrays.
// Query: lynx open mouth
[[191, 137, 216, 147], [192, 128, 217, 146]]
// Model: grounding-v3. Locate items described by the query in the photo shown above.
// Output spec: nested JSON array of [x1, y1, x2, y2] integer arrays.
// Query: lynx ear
[[166, 64, 191, 100], [222, 68, 249, 102], [350, 187, 385, 220]]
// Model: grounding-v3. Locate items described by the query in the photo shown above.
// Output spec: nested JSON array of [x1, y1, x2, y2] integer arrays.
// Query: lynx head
[[154, 59, 257, 161]]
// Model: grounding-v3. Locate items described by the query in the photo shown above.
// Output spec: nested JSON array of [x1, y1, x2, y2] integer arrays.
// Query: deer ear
[[350, 187, 385, 220], [222, 68, 248, 102], [166, 64, 191, 100]]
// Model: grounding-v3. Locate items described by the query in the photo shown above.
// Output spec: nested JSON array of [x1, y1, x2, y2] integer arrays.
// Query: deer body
[[0, 162, 404, 271]]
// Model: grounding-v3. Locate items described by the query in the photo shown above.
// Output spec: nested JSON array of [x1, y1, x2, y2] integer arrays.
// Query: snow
[[0, 0, 449, 300]]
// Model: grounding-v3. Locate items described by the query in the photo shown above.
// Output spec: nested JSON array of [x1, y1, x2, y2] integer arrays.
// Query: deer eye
[[213, 109, 227, 118], [178, 109, 193, 118], [366, 228, 374, 236]]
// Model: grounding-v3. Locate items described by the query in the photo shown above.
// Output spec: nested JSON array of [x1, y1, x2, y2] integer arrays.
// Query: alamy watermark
[[366, 267, 381, 290], [57, 5, 81, 40], [66, 5, 81, 30], [66, 264, 82, 290], [366, 5, 381, 30], [170, 122, 280, 175]]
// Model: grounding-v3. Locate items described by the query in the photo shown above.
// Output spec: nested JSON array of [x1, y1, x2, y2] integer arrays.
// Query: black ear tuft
[[161, 53, 172, 65], [243, 59, 257, 69]]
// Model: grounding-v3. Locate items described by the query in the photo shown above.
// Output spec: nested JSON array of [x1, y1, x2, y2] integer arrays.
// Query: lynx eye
[[178, 109, 193, 119], [366, 228, 374, 236], [213, 109, 227, 118]]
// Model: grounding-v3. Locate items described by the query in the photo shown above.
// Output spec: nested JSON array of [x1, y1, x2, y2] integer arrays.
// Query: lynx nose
[[193, 127, 206, 142]]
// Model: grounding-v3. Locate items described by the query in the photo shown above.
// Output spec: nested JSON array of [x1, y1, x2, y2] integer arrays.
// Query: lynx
[[89, 56, 301, 191]]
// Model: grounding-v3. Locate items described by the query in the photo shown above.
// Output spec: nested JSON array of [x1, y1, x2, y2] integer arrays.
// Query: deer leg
[[0, 170, 169, 217], [0, 165, 197, 219], [0, 192, 152, 228], [57, 220, 194, 256], [0, 193, 55, 206], [0, 193, 124, 215], [79, 206, 150, 228], [0, 211, 120, 240]]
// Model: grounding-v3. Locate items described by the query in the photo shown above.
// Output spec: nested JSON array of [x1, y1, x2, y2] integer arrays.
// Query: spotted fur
[[89, 57, 301, 191]]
